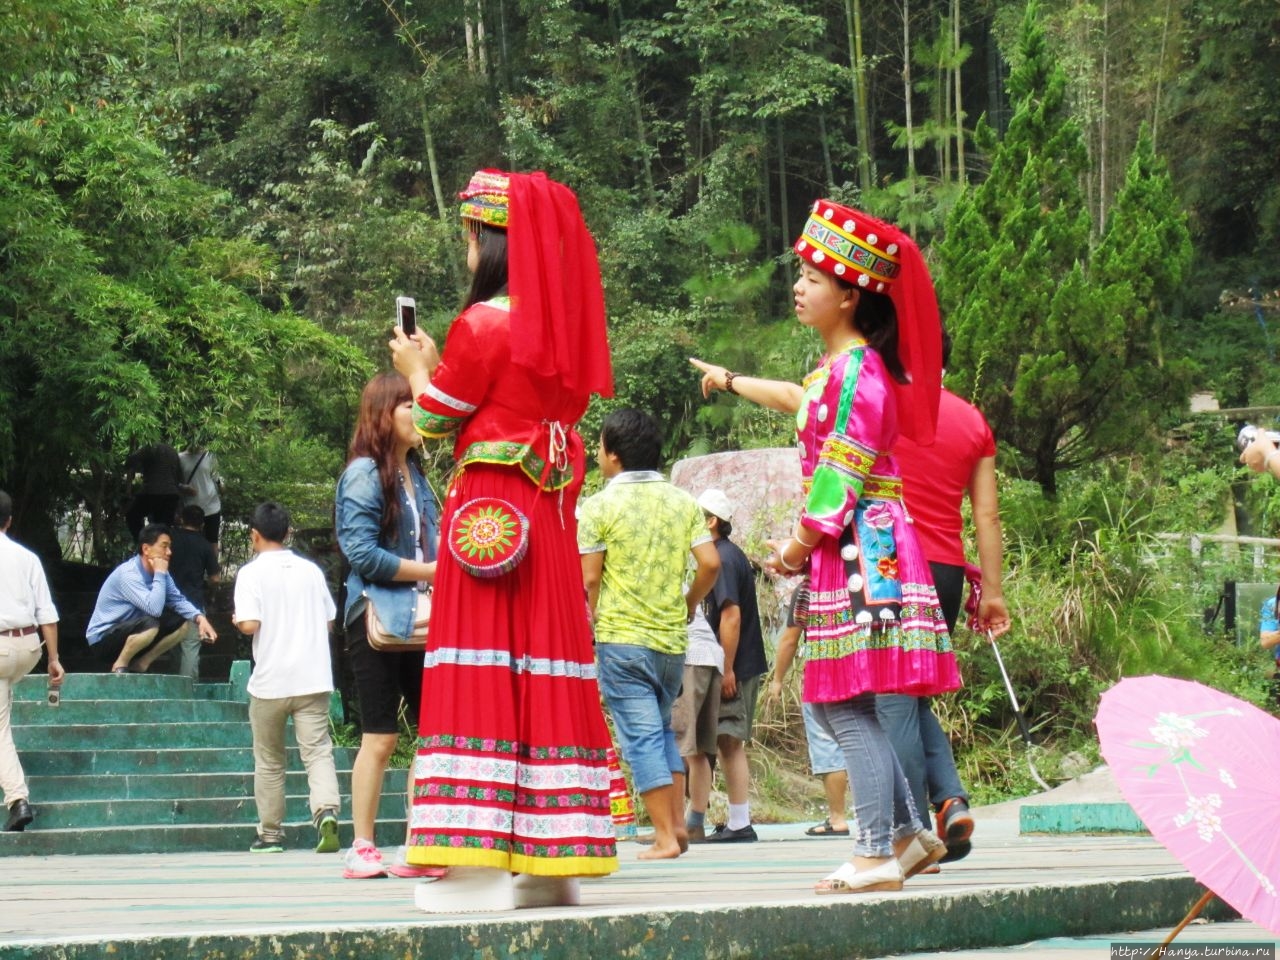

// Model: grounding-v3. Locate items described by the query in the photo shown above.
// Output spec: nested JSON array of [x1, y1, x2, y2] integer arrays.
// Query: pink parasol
[[1095, 675, 1280, 936]]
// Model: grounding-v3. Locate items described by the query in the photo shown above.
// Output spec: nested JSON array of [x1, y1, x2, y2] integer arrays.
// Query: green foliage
[[937, 1, 1193, 497], [0, 6, 370, 559]]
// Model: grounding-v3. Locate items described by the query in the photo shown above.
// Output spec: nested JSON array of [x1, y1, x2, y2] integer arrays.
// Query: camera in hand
[[1236, 424, 1280, 451]]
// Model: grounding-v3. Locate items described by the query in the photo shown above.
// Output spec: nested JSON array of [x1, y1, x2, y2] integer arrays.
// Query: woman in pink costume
[[692, 200, 961, 894]]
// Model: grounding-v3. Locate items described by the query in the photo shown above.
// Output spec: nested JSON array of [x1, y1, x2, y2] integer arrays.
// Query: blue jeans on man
[[596, 643, 684, 794]]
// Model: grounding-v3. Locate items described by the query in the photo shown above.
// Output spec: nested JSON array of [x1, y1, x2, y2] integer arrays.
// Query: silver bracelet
[[778, 541, 805, 571]]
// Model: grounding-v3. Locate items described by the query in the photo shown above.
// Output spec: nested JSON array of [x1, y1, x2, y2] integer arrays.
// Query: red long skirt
[[405, 463, 619, 876]]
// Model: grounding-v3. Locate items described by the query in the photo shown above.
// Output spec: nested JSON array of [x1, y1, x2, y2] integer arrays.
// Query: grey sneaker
[[250, 835, 285, 854], [314, 809, 339, 853]]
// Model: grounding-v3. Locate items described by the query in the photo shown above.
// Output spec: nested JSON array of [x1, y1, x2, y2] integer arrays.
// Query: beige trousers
[[0, 633, 41, 806], [248, 692, 340, 840]]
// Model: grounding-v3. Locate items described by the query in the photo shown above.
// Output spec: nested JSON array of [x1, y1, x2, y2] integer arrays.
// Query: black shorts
[[928, 561, 966, 634], [202, 511, 222, 544], [345, 609, 423, 734]]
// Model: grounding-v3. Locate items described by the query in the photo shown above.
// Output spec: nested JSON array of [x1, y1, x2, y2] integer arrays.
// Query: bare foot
[[636, 840, 683, 860], [674, 827, 689, 854]]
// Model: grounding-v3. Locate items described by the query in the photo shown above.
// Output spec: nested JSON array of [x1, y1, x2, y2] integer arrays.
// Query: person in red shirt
[[880, 335, 1011, 863]]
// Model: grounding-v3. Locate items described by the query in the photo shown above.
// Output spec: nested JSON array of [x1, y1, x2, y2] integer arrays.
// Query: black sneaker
[[250, 835, 285, 854], [703, 823, 758, 843]]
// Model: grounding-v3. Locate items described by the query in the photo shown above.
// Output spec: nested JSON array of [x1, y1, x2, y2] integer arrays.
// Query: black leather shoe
[[703, 823, 757, 843], [5, 799, 34, 832]]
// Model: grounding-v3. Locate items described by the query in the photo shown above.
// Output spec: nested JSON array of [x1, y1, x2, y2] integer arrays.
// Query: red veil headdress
[[794, 200, 941, 444], [460, 169, 614, 401]]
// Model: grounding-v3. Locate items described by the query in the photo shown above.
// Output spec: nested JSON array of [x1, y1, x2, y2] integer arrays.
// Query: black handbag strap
[[185, 451, 209, 485]]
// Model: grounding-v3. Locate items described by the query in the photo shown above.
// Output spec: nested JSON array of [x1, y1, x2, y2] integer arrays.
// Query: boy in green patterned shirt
[[579, 408, 720, 861]]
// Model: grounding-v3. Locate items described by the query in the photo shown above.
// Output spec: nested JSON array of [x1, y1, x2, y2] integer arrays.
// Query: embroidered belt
[[801, 474, 903, 501]]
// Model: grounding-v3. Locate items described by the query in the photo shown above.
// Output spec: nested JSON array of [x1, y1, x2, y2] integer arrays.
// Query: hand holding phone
[[396, 296, 417, 337]]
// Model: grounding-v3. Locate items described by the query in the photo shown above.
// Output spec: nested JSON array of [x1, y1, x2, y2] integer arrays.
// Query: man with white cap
[[694, 489, 767, 843]]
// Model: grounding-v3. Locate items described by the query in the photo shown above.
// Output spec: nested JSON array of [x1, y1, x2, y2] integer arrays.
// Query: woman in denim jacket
[[334, 371, 439, 879]]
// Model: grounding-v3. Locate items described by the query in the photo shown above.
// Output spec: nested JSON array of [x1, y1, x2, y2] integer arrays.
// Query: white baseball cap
[[697, 489, 734, 522]]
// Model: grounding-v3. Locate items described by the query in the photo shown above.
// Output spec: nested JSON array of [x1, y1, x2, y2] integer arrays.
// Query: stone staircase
[[3, 670, 410, 856]]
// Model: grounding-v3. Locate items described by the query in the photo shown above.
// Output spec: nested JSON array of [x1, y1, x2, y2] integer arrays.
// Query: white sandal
[[814, 858, 904, 895], [898, 828, 947, 879], [513, 874, 581, 908], [413, 867, 516, 913]]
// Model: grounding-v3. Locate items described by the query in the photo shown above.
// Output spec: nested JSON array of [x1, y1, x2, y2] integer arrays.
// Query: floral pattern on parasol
[[1095, 675, 1280, 935]]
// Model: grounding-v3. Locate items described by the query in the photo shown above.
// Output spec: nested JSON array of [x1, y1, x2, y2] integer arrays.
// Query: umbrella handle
[[989, 630, 1036, 750], [988, 631, 1022, 713], [1146, 889, 1215, 960]]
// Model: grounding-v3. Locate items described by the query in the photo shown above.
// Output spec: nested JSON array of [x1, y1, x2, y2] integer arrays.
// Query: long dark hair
[[837, 280, 907, 384], [464, 223, 509, 308], [346, 371, 419, 538]]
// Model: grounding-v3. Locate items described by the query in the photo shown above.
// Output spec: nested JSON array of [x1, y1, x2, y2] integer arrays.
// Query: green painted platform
[[3, 666, 411, 856], [1020, 801, 1148, 834], [0, 823, 1247, 960]]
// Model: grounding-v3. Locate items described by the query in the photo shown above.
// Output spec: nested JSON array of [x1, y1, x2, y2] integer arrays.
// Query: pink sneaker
[[386, 845, 448, 879], [342, 839, 388, 879]]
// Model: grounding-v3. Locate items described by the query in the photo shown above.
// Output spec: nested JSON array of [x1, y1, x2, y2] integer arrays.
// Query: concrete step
[[12, 673, 201, 702], [13, 698, 248, 725], [25, 768, 406, 802], [15, 721, 264, 750], [0, 817, 411, 856], [18, 747, 363, 776], [27, 791, 410, 830]]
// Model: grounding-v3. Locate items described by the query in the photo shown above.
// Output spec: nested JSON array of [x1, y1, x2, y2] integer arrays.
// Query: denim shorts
[[802, 701, 846, 776], [596, 642, 685, 794]]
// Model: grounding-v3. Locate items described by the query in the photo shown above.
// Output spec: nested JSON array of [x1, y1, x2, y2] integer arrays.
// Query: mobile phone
[[396, 296, 417, 337]]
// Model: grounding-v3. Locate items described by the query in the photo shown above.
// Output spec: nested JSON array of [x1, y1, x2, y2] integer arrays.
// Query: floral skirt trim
[[404, 837, 619, 876]]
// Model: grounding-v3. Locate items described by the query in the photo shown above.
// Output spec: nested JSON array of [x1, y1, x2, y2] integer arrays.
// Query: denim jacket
[[335, 456, 439, 639]]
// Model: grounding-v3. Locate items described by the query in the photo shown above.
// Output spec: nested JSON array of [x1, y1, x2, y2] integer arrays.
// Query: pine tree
[[934, 0, 1191, 496]]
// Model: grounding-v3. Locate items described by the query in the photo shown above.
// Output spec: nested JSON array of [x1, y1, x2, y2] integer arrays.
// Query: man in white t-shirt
[[669, 606, 723, 843], [178, 445, 223, 554], [233, 501, 340, 855]]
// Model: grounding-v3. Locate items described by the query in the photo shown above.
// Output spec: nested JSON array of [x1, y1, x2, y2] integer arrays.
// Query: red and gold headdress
[[794, 200, 941, 444], [459, 168, 613, 401], [458, 169, 511, 229]]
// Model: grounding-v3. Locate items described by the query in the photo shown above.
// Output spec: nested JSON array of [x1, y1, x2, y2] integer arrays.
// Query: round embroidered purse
[[447, 497, 530, 578]]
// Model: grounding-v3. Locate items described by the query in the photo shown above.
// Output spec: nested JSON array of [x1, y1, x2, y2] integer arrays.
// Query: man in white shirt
[[178, 445, 224, 555], [0, 490, 64, 831], [668, 605, 723, 843], [233, 501, 340, 854]]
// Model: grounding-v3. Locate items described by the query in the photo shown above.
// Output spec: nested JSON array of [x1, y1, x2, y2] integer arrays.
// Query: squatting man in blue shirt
[[85, 523, 218, 674]]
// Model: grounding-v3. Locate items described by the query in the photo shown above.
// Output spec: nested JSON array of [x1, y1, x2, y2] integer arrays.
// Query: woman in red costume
[[390, 170, 618, 912]]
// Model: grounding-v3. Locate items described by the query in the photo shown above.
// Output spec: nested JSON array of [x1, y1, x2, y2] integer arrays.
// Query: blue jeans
[[811, 694, 922, 857], [876, 694, 967, 819], [596, 643, 685, 794]]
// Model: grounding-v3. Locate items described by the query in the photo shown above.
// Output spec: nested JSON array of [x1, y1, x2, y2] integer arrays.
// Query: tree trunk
[[422, 102, 447, 221], [901, 0, 916, 180], [1151, 0, 1173, 151], [817, 112, 835, 190], [776, 117, 789, 256], [844, 0, 874, 193], [953, 0, 965, 183], [606, 1, 655, 205], [1098, 0, 1110, 230]]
